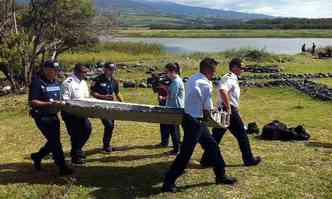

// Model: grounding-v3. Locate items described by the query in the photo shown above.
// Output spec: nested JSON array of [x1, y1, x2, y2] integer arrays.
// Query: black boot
[[216, 175, 237, 185], [162, 183, 177, 193], [59, 166, 74, 176], [31, 153, 42, 171], [245, 156, 262, 167]]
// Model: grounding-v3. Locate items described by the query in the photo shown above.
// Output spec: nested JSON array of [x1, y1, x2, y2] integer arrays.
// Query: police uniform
[[61, 73, 91, 163], [200, 72, 257, 166], [29, 69, 67, 171], [163, 73, 233, 192], [91, 74, 120, 150]]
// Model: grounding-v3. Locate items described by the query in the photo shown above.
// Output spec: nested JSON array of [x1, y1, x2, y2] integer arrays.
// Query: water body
[[108, 37, 332, 54]]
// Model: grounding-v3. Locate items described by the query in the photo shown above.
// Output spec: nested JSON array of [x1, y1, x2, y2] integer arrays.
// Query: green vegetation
[[114, 29, 332, 38], [2, 41, 332, 198], [314, 79, 332, 87], [59, 44, 332, 81], [0, 87, 331, 199]]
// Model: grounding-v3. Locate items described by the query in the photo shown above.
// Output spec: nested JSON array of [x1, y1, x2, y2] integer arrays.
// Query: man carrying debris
[[29, 60, 73, 175], [162, 58, 237, 193], [91, 62, 123, 153], [61, 64, 92, 165], [200, 58, 261, 168]]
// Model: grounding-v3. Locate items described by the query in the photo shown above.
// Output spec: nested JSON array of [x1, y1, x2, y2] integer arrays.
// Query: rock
[[138, 82, 148, 88], [123, 81, 136, 88]]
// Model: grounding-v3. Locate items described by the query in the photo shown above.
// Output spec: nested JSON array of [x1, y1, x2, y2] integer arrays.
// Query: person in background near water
[[312, 42, 317, 55], [61, 63, 92, 165], [200, 58, 261, 168], [301, 43, 306, 53], [162, 58, 237, 193], [164, 63, 185, 156], [90, 62, 123, 153], [29, 60, 73, 175]]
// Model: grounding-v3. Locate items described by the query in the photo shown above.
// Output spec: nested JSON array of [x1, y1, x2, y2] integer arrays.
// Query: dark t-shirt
[[91, 74, 119, 95], [29, 76, 61, 116]]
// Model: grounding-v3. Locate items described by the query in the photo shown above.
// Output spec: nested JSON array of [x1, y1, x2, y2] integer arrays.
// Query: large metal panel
[[61, 99, 229, 128]]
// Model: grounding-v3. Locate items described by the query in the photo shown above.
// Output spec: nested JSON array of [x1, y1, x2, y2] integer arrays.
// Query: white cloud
[[157, 0, 332, 18]]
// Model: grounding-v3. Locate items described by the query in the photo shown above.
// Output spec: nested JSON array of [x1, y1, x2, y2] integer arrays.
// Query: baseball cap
[[43, 60, 60, 69]]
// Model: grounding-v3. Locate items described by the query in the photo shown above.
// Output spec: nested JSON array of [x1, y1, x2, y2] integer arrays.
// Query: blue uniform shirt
[[29, 76, 61, 117], [91, 74, 119, 96]]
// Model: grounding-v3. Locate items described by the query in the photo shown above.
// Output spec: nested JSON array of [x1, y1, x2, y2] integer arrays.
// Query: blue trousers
[[101, 119, 114, 147], [164, 114, 226, 184], [61, 111, 92, 159], [33, 115, 66, 168], [200, 107, 254, 165]]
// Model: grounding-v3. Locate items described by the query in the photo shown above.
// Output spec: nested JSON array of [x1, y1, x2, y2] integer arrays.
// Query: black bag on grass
[[261, 120, 310, 141]]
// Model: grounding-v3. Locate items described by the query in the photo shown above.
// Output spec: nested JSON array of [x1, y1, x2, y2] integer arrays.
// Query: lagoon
[[106, 37, 332, 54]]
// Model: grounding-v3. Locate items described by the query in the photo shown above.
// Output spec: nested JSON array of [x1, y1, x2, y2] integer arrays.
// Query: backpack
[[261, 120, 310, 141]]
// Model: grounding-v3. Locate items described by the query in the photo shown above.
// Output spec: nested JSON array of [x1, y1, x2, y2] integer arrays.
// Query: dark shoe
[[245, 156, 262, 167], [103, 146, 113, 153], [162, 183, 177, 193], [59, 167, 74, 176], [31, 153, 42, 171], [71, 158, 86, 165], [168, 149, 179, 156], [200, 161, 213, 168], [155, 143, 169, 148], [216, 175, 237, 185]]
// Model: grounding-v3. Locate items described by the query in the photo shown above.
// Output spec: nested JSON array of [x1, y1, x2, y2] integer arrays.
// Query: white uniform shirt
[[184, 73, 213, 118], [217, 72, 240, 108], [62, 74, 90, 100]]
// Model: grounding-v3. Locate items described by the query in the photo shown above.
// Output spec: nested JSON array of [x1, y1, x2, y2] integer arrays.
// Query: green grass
[[0, 87, 332, 199], [314, 78, 332, 86], [114, 29, 332, 38]]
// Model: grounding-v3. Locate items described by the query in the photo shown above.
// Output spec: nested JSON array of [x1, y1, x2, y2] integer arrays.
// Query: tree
[[0, 0, 96, 92]]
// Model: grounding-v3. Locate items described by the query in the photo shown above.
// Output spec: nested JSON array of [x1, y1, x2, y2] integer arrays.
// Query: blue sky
[[156, 0, 332, 18]]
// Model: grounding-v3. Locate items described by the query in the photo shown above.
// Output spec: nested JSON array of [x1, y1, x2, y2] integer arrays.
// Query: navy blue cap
[[43, 60, 60, 69]]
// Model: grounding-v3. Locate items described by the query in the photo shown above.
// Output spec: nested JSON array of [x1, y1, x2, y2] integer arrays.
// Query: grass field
[[114, 29, 332, 38], [1, 41, 332, 198], [0, 87, 332, 199], [314, 78, 332, 87]]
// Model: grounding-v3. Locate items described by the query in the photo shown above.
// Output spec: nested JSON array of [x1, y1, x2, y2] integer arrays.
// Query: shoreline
[[113, 29, 332, 38]]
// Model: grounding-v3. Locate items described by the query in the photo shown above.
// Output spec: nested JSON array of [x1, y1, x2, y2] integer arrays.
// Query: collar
[[229, 72, 238, 80], [71, 73, 82, 83]]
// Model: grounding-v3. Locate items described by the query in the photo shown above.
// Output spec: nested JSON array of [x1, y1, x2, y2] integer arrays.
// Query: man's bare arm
[[219, 89, 231, 112]]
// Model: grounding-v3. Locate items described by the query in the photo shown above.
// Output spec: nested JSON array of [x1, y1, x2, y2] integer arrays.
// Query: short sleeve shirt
[[184, 73, 213, 118], [217, 72, 240, 108], [62, 74, 90, 100], [91, 74, 119, 96], [166, 75, 185, 108]]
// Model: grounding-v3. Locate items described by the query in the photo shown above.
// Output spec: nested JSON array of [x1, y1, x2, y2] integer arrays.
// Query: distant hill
[[95, 0, 273, 20]]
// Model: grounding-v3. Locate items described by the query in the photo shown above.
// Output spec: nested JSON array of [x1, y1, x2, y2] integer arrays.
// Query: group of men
[[29, 57, 262, 193], [29, 61, 122, 175], [162, 58, 261, 192]]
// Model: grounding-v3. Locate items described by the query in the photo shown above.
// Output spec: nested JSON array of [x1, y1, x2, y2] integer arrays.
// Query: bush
[[223, 48, 294, 63], [81, 42, 163, 55]]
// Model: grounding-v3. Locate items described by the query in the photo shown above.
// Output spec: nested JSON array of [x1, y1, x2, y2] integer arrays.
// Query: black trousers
[[200, 107, 254, 165], [61, 111, 92, 159], [164, 124, 181, 151], [164, 114, 226, 185], [33, 115, 66, 168], [101, 119, 114, 147]]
